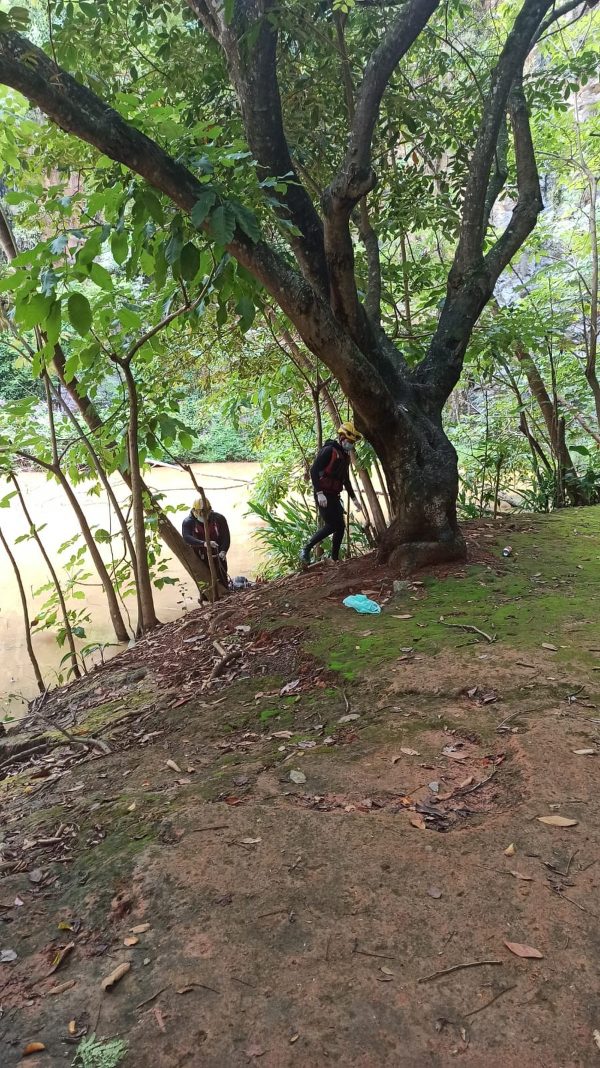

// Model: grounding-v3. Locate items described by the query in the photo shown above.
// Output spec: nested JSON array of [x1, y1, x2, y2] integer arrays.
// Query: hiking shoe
[[299, 548, 311, 569]]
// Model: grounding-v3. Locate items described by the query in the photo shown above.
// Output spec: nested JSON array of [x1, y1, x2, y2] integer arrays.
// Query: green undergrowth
[[309, 507, 600, 680]]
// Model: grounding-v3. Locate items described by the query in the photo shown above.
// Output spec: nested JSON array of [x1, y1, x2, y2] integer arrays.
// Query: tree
[[0, 0, 594, 569]]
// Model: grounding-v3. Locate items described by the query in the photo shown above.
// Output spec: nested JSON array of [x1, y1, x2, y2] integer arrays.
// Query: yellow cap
[[192, 497, 212, 518], [337, 421, 362, 444]]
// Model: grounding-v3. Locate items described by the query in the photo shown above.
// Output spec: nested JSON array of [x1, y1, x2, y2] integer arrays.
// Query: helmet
[[192, 497, 211, 519], [337, 421, 362, 444]]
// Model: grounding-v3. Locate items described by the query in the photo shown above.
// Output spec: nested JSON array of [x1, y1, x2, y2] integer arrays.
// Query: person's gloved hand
[[317, 491, 327, 508], [219, 551, 227, 560], [209, 540, 219, 549]]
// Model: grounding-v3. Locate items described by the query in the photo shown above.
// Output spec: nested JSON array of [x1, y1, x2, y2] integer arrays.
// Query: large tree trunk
[[375, 407, 465, 570]]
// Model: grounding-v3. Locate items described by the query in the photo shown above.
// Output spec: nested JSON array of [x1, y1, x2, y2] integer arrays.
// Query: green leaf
[[67, 292, 92, 336], [164, 228, 183, 267], [15, 293, 51, 329], [111, 230, 129, 265], [117, 306, 143, 330], [231, 201, 261, 243], [180, 242, 200, 280], [89, 262, 113, 291], [50, 233, 69, 256], [142, 190, 165, 225], [236, 294, 255, 331], [209, 204, 236, 246], [191, 190, 217, 230]]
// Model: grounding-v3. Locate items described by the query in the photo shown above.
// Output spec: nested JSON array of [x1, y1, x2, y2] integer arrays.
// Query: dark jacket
[[310, 439, 356, 499], [182, 511, 231, 554]]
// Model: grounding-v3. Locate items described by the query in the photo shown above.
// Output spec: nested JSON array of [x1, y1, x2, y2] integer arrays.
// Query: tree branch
[[449, 0, 553, 282], [485, 80, 544, 280], [187, 0, 329, 294], [321, 0, 439, 336]]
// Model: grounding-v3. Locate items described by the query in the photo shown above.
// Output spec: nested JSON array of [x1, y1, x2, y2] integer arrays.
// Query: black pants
[[305, 495, 345, 560]]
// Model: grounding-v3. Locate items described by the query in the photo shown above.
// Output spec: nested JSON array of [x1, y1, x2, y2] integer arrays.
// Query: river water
[[0, 462, 262, 718]]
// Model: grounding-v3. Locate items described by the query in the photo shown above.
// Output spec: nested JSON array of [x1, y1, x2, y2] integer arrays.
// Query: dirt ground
[[2, 509, 600, 1067]]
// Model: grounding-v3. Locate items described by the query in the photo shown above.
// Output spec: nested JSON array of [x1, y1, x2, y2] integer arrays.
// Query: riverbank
[[0, 462, 262, 716], [1, 508, 600, 1066]]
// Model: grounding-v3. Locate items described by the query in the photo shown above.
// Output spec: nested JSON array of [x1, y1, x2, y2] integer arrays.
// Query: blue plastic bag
[[343, 594, 381, 614]]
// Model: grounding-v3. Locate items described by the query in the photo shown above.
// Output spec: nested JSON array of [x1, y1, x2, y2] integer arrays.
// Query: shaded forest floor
[[2, 508, 600, 1067]]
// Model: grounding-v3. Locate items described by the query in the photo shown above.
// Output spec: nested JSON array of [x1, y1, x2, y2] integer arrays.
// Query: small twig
[[440, 622, 496, 643], [325, 934, 332, 962], [463, 984, 517, 1018], [288, 854, 303, 873], [456, 767, 498, 796], [545, 884, 591, 916], [231, 976, 256, 988], [438, 929, 456, 956], [418, 960, 503, 984], [179, 981, 221, 995], [135, 988, 167, 1010], [210, 649, 241, 681], [185, 825, 230, 833], [257, 908, 289, 920], [496, 709, 534, 732], [352, 940, 397, 961]]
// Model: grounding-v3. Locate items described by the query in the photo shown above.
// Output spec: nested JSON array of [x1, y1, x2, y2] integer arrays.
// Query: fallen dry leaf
[[14, 895, 24, 907], [48, 941, 74, 975], [381, 965, 394, 976], [290, 770, 306, 785], [130, 923, 151, 934], [101, 962, 131, 990], [377, 972, 393, 982], [410, 816, 427, 831], [68, 1019, 77, 1035], [153, 1004, 166, 1033], [240, 837, 261, 845], [166, 759, 182, 774], [48, 979, 76, 996], [504, 941, 543, 959], [537, 815, 578, 827], [510, 870, 534, 881], [393, 614, 413, 620], [289, 1033, 299, 1044], [427, 886, 443, 899], [444, 751, 468, 761], [504, 843, 516, 857], [541, 642, 557, 651], [124, 936, 139, 947], [23, 1043, 46, 1056], [593, 1029, 600, 1052], [127, 801, 137, 812], [399, 747, 420, 757], [573, 749, 596, 756], [459, 776, 474, 788], [0, 948, 17, 962]]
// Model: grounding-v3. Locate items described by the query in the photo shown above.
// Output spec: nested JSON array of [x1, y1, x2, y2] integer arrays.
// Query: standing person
[[182, 497, 231, 585], [300, 422, 366, 566]]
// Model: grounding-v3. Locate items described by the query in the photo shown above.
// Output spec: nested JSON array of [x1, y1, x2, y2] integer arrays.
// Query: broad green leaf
[[231, 201, 261, 243], [164, 228, 183, 267], [89, 262, 113, 291], [117, 306, 143, 330], [15, 292, 51, 329], [209, 204, 236, 246], [111, 231, 129, 265], [191, 190, 217, 229], [50, 233, 69, 255], [67, 292, 92, 336], [180, 242, 200, 280]]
